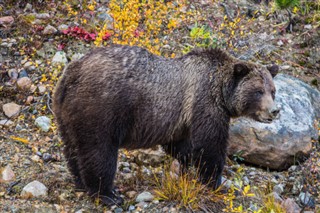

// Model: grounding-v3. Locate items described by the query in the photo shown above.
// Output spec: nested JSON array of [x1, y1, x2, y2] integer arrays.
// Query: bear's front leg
[[191, 119, 229, 190], [193, 147, 225, 189]]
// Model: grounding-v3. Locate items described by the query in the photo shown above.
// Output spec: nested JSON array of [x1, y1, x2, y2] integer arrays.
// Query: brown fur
[[53, 44, 279, 205]]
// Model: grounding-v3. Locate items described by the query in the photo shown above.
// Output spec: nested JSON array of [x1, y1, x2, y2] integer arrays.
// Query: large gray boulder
[[228, 74, 320, 170]]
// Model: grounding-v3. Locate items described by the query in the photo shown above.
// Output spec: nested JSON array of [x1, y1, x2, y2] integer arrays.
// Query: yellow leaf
[[10, 136, 29, 144]]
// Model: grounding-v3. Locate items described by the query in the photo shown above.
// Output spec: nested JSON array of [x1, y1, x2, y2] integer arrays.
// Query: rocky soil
[[0, 0, 319, 212]]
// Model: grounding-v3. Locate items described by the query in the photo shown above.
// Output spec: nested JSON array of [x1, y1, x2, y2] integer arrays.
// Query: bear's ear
[[234, 63, 250, 77], [267, 64, 279, 78]]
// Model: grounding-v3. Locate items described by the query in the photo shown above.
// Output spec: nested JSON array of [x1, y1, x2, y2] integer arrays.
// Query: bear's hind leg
[[64, 142, 85, 191], [77, 136, 123, 206]]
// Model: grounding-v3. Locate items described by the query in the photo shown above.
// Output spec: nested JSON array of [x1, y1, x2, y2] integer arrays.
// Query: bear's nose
[[270, 107, 280, 117]]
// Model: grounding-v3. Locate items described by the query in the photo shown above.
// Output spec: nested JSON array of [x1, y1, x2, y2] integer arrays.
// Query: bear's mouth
[[248, 113, 278, 124]]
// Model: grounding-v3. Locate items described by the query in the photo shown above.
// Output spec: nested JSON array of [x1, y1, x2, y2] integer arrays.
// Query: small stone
[[267, 192, 283, 203], [17, 77, 32, 91], [135, 201, 148, 209], [52, 51, 68, 64], [71, 53, 84, 61], [288, 165, 298, 172], [31, 155, 41, 162], [38, 85, 46, 94], [299, 192, 315, 207], [0, 165, 15, 183], [122, 167, 131, 173], [24, 3, 32, 12], [42, 153, 52, 162], [18, 70, 28, 78], [23, 61, 33, 69], [21, 180, 48, 198], [136, 192, 154, 202], [43, 25, 57, 35], [0, 119, 14, 127], [128, 205, 135, 211], [277, 40, 284, 46], [221, 177, 232, 190], [8, 69, 18, 79], [114, 208, 123, 213], [35, 116, 52, 132], [281, 198, 301, 213], [58, 24, 68, 31], [273, 184, 284, 194], [304, 24, 312, 30], [35, 13, 50, 19], [2, 102, 21, 118], [126, 190, 137, 199], [0, 16, 14, 25], [243, 176, 250, 185], [26, 96, 34, 105]]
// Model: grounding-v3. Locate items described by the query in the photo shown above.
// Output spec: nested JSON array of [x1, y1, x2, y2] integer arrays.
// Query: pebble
[[0, 165, 15, 182], [17, 77, 32, 91], [126, 190, 137, 199], [38, 85, 46, 94], [35, 13, 50, 19], [0, 119, 14, 127], [288, 165, 298, 172], [122, 167, 131, 173], [58, 24, 68, 31], [18, 70, 28, 78], [26, 96, 34, 105], [304, 24, 312, 30], [0, 16, 14, 25], [35, 116, 52, 132], [267, 192, 283, 203], [281, 198, 301, 213], [31, 155, 41, 162], [8, 69, 18, 78], [128, 205, 135, 211], [299, 192, 315, 207], [43, 25, 57, 35], [135, 201, 148, 209], [135, 191, 154, 202], [114, 208, 123, 213], [2, 102, 21, 118], [52, 51, 68, 64], [273, 183, 284, 194], [21, 180, 48, 198], [42, 153, 52, 162], [243, 176, 250, 185], [23, 61, 33, 69]]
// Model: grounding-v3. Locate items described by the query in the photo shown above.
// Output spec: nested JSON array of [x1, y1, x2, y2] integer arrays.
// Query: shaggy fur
[[53, 44, 279, 205]]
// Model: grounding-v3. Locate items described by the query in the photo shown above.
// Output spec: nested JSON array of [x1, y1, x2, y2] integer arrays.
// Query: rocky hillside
[[0, 0, 319, 212]]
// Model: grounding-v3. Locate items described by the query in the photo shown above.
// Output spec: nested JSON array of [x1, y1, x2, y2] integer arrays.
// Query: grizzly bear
[[53, 44, 279, 205]]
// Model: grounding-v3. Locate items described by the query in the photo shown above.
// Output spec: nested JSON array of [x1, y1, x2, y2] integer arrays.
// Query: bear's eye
[[255, 90, 264, 97]]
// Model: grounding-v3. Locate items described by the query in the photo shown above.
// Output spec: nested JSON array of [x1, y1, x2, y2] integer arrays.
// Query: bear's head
[[224, 62, 280, 123]]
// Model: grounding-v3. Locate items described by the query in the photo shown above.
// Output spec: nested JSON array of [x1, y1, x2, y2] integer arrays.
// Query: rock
[[299, 192, 315, 207], [2, 102, 21, 118], [126, 190, 137, 199], [23, 61, 33, 69], [42, 153, 52, 162], [267, 192, 283, 203], [43, 25, 57, 35], [0, 16, 14, 26], [135, 201, 148, 209], [26, 96, 34, 105], [304, 24, 312, 30], [17, 77, 32, 91], [135, 192, 154, 202], [38, 85, 46, 94], [24, 3, 33, 12], [132, 146, 166, 166], [58, 24, 68, 31], [71, 53, 84, 61], [228, 74, 320, 170], [0, 119, 13, 127], [273, 184, 284, 194], [128, 205, 135, 211], [8, 69, 18, 79], [281, 198, 301, 213], [35, 13, 50, 19], [21, 180, 48, 198], [0, 165, 15, 183], [52, 51, 68, 64], [221, 176, 232, 190], [35, 116, 52, 132]]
